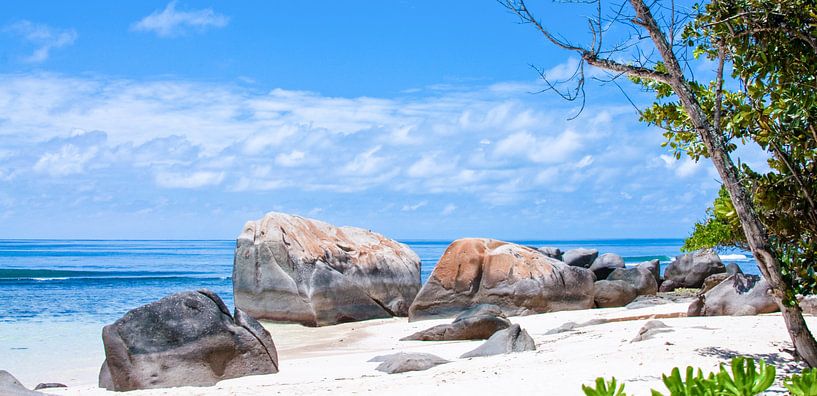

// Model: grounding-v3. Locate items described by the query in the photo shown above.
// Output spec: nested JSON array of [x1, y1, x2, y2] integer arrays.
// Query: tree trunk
[[628, 0, 817, 366]]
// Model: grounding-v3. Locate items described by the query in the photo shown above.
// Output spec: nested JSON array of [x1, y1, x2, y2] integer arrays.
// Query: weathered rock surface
[[545, 319, 608, 335], [594, 280, 638, 308], [233, 212, 421, 326], [0, 371, 42, 396], [688, 274, 779, 316], [460, 324, 536, 358], [659, 279, 680, 293], [589, 253, 625, 280], [701, 273, 731, 294], [725, 263, 743, 275], [631, 320, 672, 342], [800, 295, 817, 315], [369, 353, 449, 374], [607, 267, 658, 296], [401, 304, 511, 341], [562, 248, 599, 268], [99, 290, 278, 391], [408, 239, 595, 320], [537, 247, 563, 261], [664, 250, 725, 288], [637, 259, 661, 284], [34, 383, 66, 390]]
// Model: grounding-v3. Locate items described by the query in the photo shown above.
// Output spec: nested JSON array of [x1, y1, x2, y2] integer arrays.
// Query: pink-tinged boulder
[[408, 238, 595, 320], [233, 212, 421, 326]]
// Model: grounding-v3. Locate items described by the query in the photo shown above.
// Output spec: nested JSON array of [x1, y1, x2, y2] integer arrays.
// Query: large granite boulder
[[725, 263, 743, 275], [594, 280, 638, 308], [0, 371, 42, 396], [460, 324, 536, 358], [607, 267, 658, 296], [99, 290, 278, 391], [701, 273, 731, 294], [589, 253, 625, 280], [401, 304, 510, 341], [408, 239, 595, 320], [233, 212, 421, 326], [537, 247, 563, 261], [664, 249, 725, 288], [562, 248, 599, 268], [687, 274, 779, 316], [637, 259, 661, 283]]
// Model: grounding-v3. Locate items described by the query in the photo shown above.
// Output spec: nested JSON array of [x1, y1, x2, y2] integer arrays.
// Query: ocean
[[0, 239, 757, 324]]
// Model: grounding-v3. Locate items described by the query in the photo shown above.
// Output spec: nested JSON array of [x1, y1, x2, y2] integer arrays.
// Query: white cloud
[[441, 204, 457, 216], [132, 1, 229, 37], [576, 155, 594, 168], [155, 171, 224, 188], [275, 150, 305, 167], [401, 201, 428, 211], [407, 154, 456, 178], [342, 146, 387, 175], [493, 129, 584, 164], [4, 20, 77, 63], [33, 144, 97, 176]]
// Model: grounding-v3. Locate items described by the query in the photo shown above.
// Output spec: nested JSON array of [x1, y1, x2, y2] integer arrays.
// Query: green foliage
[[682, 187, 745, 252], [785, 368, 817, 396], [651, 357, 775, 396], [582, 377, 627, 396]]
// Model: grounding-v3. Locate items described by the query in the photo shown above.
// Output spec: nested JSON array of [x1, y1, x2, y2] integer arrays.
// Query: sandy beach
[[12, 299, 804, 395]]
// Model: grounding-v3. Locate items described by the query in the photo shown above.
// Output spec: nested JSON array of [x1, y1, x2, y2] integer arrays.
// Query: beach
[[13, 300, 807, 395]]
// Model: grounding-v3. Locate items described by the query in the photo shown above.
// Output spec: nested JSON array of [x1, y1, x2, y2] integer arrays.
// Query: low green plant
[[785, 368, 817, 396], [651, 357, 775, 396], [582, 377, 627, 396]]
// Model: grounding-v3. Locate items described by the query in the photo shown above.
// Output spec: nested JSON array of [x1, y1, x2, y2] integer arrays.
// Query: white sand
[[26, 303, 814, 395]]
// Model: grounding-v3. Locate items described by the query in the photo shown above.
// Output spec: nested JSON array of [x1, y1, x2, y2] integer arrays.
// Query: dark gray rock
[[688, 274, 779, 316], [607, 267, 658, 296], [631, 320, 672, 342], [701, 273, 731, 294], [460, 324, 535, 358], [562, 248, 599, 268], [589, 253, 625, 280], [369, 353, 449, 374], [0, 371, 42, 396], [637, 259, 661, 284], [594, 280, 638, 308], [34, 383, 66, 390], [100, 290, 278, 391], [401, 304, 510, 341], [625, 294, 695, 309], [537, 247, 563, 261], [725, 263, 743, 275], [659, 279, 680, 292], [664, 249, 726, 288]]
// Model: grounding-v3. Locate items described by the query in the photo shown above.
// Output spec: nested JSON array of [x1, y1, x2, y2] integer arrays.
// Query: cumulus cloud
[[401, 201, 428, 211], [4, 20, 77, 62], [155, 171, 224, 188], [33, 144, 97, 176], [132, 1, 229, 37], [441, 204, 457, 216], [275, 150, 306, 167]]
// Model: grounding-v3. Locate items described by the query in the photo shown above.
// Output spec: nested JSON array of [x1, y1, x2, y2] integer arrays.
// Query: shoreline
[[5, 295, 811, 395]]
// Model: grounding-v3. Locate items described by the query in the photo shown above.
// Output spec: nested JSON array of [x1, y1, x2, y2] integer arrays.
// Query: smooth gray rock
[[664, 250, 726, 288], [688, 274, 779, 316], [637, 259, 661, 284], [537, 247, 563, 261], [0, 371, 42, 396], [460, 324, 535, 358], [589, 253, 625, 280], [725, 263, 743, 275], [594, 280, 638, 308], [562, 248, 599, 268], [100, 290, 278, 391], [408, 239, 594, 321], [34, 383, 66, 390], [631, 320, 672, 342], [233, 212, 420, 326], [659, 279, 680, 292], [369, 353, 449, 374], [545, 319, 608, 335], [701, 273, 731, 294], [607, 267, 658, 296], [402, 304, 510, 341]]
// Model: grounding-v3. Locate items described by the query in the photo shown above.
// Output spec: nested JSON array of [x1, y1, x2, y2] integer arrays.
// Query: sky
[[0, 1, 769, 240]]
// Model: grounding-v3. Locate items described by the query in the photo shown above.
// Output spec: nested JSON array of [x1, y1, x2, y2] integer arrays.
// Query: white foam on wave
[[719, 254, 749, 261]]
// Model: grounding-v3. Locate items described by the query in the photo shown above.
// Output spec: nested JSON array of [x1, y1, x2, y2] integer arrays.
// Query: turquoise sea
[[0, 239, 757, 324]]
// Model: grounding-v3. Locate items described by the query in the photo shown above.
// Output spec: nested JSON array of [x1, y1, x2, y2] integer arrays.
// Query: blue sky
[[0, 1, 767, 239]]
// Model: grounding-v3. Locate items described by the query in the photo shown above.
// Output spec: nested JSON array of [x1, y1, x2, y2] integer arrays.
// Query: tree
[[501, 0, 817, 366]]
